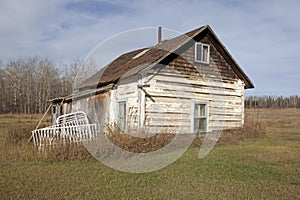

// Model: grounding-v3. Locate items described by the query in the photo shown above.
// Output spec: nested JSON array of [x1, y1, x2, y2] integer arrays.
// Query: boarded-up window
[[194, 103, 207, 133], [117, 101, 127, 131], [195, 43, 210, 64]]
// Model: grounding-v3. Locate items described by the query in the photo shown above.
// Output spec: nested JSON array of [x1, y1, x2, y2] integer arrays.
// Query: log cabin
[[51, 25, 254, 134]]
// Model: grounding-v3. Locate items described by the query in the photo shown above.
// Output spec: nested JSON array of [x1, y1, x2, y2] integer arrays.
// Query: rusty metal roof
[[78, 25, 254, 90]]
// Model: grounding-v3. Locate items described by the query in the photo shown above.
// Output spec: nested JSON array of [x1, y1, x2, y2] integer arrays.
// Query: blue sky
[[0, 0, 299, 96]]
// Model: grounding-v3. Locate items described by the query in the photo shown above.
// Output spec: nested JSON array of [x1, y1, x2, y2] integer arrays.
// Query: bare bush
[[105, 126, 175, 153], [218, 114, 266, 145]]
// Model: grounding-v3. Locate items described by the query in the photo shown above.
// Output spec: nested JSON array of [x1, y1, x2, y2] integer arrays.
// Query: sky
[[0, 0, 299, 96]]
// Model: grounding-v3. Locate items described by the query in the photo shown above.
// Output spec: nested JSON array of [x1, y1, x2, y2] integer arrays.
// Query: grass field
[[0, 109, 299, 199]]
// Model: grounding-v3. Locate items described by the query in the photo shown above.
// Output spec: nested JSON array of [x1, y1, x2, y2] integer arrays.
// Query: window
[[195, 43, 210, 64], [117, 101, 127, 131], [194, 103, 207, 133], [52, 105, 62, 116]]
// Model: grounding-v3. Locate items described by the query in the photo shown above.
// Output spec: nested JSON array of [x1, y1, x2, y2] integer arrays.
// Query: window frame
[[195, 43, 210, 64], [117, 100, 127, 131], [192, 102, 208, 133]]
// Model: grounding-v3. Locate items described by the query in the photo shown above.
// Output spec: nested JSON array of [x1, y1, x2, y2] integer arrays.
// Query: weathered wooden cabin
[[51, 25, 254, 134]]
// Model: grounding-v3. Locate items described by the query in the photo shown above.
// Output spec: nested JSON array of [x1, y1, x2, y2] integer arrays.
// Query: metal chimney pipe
[[158, 26, 162, 43]]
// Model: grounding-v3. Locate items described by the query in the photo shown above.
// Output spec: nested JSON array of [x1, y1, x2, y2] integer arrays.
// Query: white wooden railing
[[31, 111, 97, 149]]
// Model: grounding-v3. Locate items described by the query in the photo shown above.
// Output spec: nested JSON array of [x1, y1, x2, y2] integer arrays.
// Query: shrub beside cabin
[[51, 25, 254, 134]]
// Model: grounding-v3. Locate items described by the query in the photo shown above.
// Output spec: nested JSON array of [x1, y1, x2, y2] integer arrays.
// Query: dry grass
[[217, 113, 266, 145], [5, 125, 35, 145], [104, 112, 266, 152], [0, 113, 45, 119], [0, 110, 299, 199], [245, 108, 300, 172], [0, 115, 92, 161], [40, 142, 92, 161], [1, 112, 266, 161], [105, 126, 176, 153], [0, 120, 38, 161]]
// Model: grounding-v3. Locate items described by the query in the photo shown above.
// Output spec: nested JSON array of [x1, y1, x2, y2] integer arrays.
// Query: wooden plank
[[146, 121, 191, 127], [209, 111, 242, 116], [146, 95, 242, 105], [145, 110, 190, 115], [152, 82, 243, 97], [147, 74, 243, 90], [154, 74, 243, 89], [210, 116, 242, 121], [142, 126, 191, 134], [145, 113, 190, 122], [146, 103, 191, 110], [144, 88, 242, 99], [145, 92, 240, 100], [116, 91, 137, 99]]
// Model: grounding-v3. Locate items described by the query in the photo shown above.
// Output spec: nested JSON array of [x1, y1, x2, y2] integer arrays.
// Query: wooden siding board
[[115, 81, 140, 129], [100, 34, 246, 132], [146, 74, 243, 91], [141, 34, 245, 132]]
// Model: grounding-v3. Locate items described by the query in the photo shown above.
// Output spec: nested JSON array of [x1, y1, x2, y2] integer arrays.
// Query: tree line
[[0, 57, 299, 114], [245, 95, 300, 109], [0, 57, 95, 114]]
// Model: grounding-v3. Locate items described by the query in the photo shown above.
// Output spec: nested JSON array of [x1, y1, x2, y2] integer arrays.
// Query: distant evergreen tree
[[245, 95, 300, 109]]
